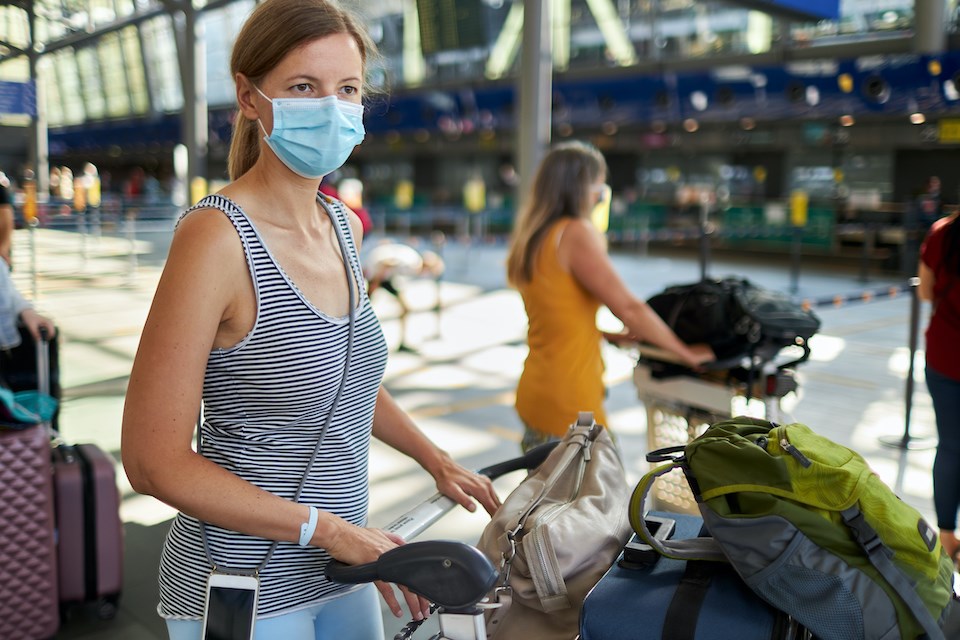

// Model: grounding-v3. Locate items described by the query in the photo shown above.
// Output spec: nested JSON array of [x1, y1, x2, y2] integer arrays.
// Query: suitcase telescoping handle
[[35, 326, 51, 398], [382, 441, 560, 541]]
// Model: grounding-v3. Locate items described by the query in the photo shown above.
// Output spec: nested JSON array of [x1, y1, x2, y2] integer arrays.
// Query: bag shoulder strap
[[841, 506, 946, 640]]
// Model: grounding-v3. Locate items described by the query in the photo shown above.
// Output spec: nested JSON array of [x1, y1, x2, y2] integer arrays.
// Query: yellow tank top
[[515, 219, 606, 436]]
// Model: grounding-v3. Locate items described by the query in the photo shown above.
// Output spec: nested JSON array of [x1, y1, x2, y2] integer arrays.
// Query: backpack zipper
[[777, 426, 812, 468]]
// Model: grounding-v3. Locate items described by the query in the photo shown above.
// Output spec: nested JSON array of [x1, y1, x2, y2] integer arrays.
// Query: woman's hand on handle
[[324, 521, 432, 621], [372, 386, 501, 517], [683, 343, 716, 370], [429, 453, 501, 517]]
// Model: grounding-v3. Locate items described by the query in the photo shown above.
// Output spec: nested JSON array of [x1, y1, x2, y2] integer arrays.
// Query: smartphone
[[201, 572, 259, 640], [620, 515, 676, 568]]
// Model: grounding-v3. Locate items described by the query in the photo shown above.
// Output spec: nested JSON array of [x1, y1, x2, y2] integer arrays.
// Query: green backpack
[[629, 417, 955, 640]]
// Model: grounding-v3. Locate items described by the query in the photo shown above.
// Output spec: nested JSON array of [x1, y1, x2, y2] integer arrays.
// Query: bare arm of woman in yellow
[[559, 217, 714, 368]]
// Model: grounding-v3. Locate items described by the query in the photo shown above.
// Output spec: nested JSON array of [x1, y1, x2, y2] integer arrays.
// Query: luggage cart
[[326, 443, 559, 640], [633, 341, 807, 514]]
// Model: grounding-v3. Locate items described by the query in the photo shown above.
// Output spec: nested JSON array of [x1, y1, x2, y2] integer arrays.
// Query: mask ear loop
[[253, 85, 272, 137]]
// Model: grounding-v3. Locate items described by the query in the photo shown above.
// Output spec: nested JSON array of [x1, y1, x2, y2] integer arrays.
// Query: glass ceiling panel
[[76, 45, 106, 119], [22, 0, 166, 47], [120, 24, 149, 114], [38, 56, 65, 126], [140, 13, 182, 112], [98, 31, 131, 117], [0, 57, 29, 81], [55, 48, 87, 124], [0, 5, 30, 51], [202, 0, 254, 107]]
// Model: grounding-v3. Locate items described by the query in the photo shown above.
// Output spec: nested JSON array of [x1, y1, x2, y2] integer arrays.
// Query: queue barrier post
[[879, 277, 935, 453]]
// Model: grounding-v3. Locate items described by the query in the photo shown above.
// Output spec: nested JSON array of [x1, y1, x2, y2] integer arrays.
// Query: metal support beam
[[174, 5, 207, 203], [402, 0, 426, 86], [516, 0, 552, 212], [914, 0, 946, 54], [25, 0, 48, 196]]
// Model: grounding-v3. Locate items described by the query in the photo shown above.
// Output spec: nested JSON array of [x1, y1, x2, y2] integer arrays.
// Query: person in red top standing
[[919, 213, 960, 564]]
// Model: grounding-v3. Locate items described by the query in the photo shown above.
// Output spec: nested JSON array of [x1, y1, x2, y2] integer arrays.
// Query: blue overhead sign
[[737, 0, 840, 21], [0, 80, 37, 117]]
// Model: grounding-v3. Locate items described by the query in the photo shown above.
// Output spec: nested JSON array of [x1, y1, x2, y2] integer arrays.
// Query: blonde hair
[[506, 141, 607, 285], [227, 0, 378, 180]]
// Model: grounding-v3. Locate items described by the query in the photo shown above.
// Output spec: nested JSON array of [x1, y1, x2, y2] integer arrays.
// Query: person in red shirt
[[919, 213, 960, 564]]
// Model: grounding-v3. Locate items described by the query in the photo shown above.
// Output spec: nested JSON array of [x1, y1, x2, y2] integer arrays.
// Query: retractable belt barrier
[[797, 281, 912, 311]]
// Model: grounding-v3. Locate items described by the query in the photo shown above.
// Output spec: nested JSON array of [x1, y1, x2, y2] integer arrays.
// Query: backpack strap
[[628, 462, 726, 562], [841, 506, 946, 640]]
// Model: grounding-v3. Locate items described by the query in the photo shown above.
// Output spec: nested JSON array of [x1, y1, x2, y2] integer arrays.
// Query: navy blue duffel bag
[[580, 511, 804, 640]]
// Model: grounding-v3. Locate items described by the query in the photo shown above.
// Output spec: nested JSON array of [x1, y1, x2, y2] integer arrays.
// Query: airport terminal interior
[[3, 0, 960, 638]]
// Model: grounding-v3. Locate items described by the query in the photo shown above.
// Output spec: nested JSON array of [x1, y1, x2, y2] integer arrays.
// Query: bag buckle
[[843, 507, 885, 555]]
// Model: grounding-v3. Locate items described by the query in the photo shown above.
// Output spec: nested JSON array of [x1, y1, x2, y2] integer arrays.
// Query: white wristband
[[298, 505, 319, 547]]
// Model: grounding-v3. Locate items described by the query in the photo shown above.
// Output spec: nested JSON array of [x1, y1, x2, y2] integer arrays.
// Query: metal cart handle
[[633, 340, 811, 373], [382, 440, 560, 541], [324, 443, 559, 610]]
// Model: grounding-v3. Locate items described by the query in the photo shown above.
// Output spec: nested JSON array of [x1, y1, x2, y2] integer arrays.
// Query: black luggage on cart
[[580, 511, 805, 640], [0, 324, 62, 427]]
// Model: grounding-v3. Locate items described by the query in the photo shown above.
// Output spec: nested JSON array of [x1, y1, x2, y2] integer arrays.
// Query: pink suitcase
[[0, 423, 61, 639], [52, 441, 124, 618]]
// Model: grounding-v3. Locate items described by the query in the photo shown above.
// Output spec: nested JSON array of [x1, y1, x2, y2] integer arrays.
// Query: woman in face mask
[[506, 141, 715, 452], [121, 0, 500, 637]]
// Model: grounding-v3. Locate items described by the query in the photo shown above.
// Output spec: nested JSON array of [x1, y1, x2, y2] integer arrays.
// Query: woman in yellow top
[[506, 141, 714, 450]]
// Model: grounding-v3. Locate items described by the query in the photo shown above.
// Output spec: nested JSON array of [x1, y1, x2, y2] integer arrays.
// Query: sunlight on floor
[[121, 493, 177, 527], [806, 334, 845, 362]]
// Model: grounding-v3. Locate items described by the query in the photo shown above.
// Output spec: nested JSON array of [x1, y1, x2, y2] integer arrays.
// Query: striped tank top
[[157, 194, 388, 619]]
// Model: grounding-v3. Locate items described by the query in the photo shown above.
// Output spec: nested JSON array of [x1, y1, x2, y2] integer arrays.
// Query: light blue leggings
[[165, 584, 383, 640]]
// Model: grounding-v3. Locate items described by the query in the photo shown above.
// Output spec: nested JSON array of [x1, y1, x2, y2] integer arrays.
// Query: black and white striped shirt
[[157, 194, 388, 619]]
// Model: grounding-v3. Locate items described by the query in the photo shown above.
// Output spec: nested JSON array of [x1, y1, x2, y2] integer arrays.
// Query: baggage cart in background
[[633, 342, 805, 515]]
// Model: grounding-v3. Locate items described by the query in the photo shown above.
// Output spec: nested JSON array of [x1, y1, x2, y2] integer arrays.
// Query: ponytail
[[227, 112, 261, 181]]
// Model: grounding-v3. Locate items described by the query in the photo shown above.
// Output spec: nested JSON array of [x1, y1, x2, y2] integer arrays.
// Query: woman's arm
[[918, 261, 935, 302], [122, 211, 315, 542], [372, 386, 501, 516], [561, 218, 713, 367]]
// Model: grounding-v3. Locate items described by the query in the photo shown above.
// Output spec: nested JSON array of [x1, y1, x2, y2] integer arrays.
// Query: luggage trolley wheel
[[96, 594, 120, 620], [59, 593, 120, 623]]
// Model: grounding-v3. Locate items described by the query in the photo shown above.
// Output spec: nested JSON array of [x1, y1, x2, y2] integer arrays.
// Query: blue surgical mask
[[256, 87, 365, 179]]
